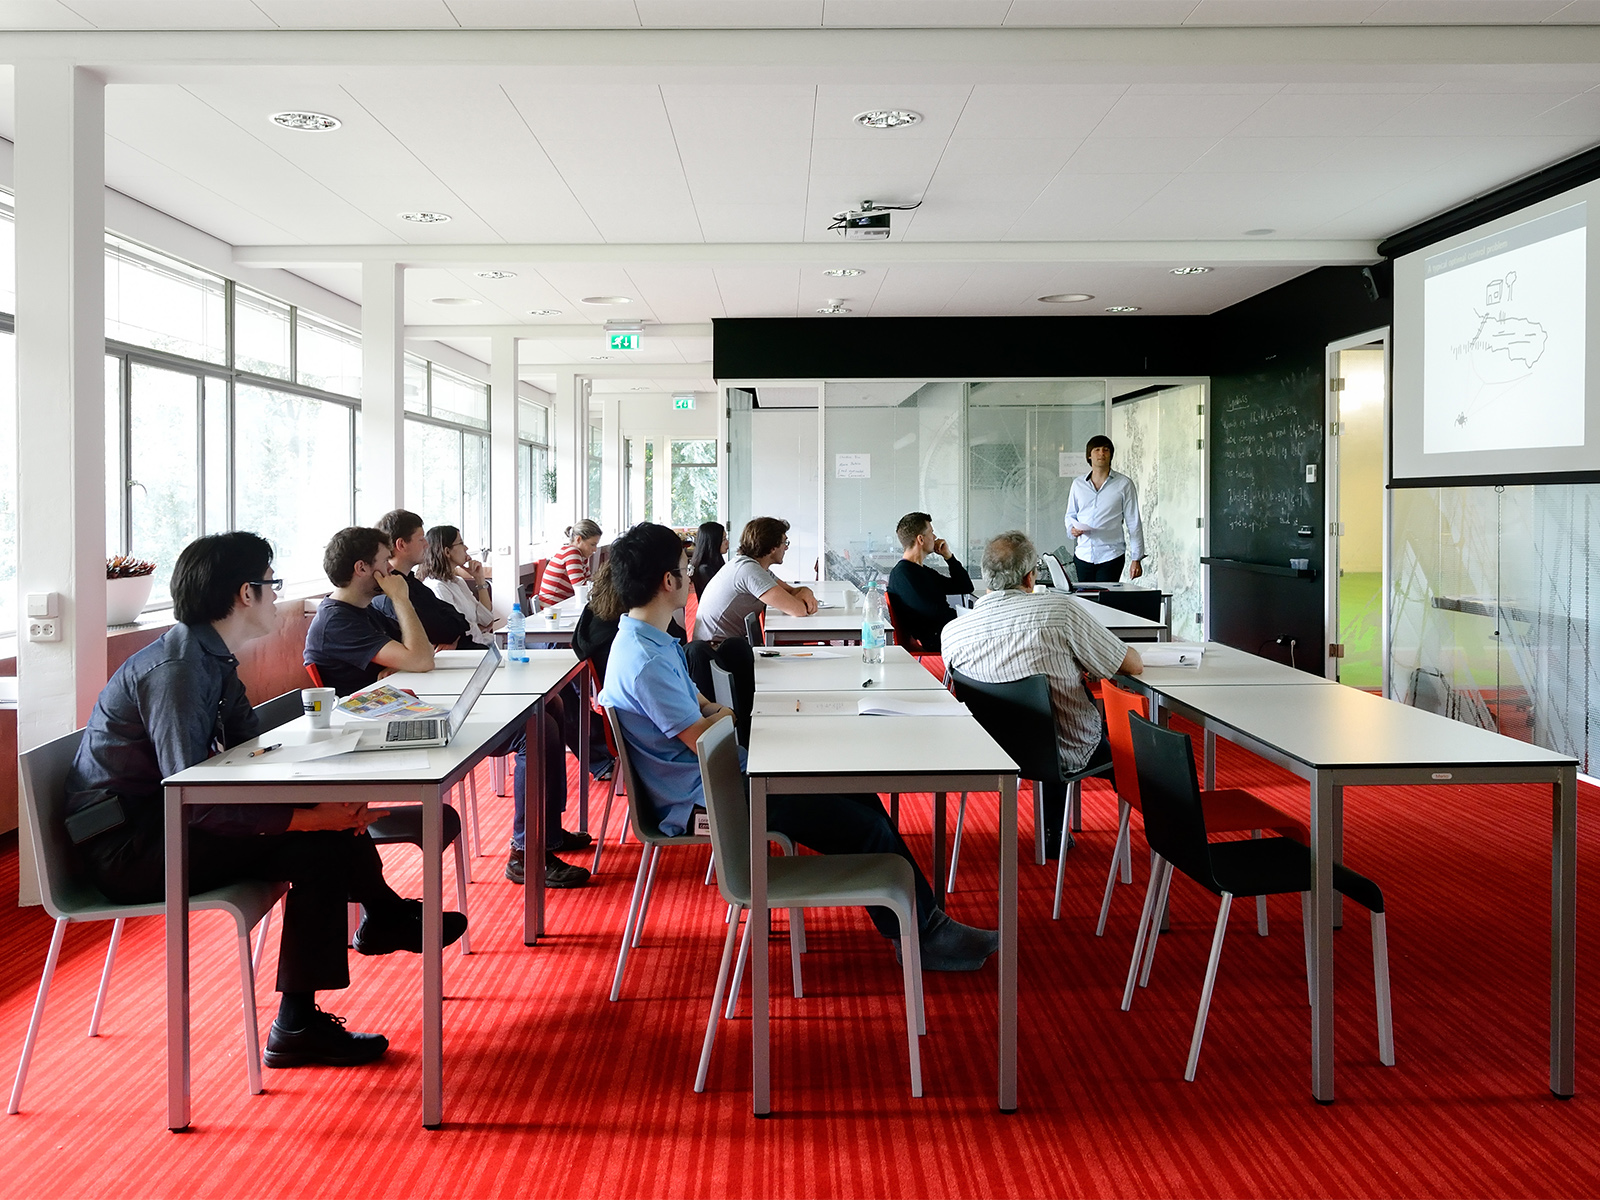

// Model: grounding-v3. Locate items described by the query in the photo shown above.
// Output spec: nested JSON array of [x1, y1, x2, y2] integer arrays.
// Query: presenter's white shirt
[[1065, 469, 1144, 564]]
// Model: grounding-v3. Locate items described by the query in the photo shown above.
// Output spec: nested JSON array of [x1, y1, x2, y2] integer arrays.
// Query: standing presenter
[[1064, 435, 1145, 582]]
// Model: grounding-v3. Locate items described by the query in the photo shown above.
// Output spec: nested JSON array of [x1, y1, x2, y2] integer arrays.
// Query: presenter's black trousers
[[1074, 555, 1125, 583]]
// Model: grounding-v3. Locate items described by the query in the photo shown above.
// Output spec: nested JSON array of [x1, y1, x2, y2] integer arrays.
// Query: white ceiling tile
[[812, 85, 973, 140], [1188, 136, 1341, 173], [899, 194, 1045, 240], [1115, 171, 1358, 238], [253, 1, 459, 26], [0, 2, 92, 29], [691, 203, 809, 242], [1005, 173, 1175, 239], [537, 137, 690, 180], [933, 137, 1084, 176], [575, 185, 706, 242], [503, 84, 675, 142], [444, 0, 641, 26], [66, 1, 276, 27], [1374, 90, 1577, 136], [663, 84, 818, 144], [951, 84, 1124, 140], [635, 0, 824, 25], [1523, 93, 1600, 135], [821, 0, 1013, 25], [866, 265, 974, 315], [1229, 92, 1425, 137], [1366, 0, 1569, 22], [1185, 0, 1382, 23], [714, 266, 803, 316], [1060, 136, 1217, 174], [621, 266, 727, 321], [808, 136, 948, 177], [917, 172, 1056, 203], [1002, 0, 1200, 25], [1094, 91, 1274, 139], [1546, 0, 1600, 19], [103, 135, 313, 246]]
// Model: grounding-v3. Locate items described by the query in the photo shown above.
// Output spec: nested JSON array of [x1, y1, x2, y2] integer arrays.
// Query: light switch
[[1305, 464, 1318, 483]]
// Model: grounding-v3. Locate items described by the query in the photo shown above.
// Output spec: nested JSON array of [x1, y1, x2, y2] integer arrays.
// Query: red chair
[[1096, 680, 1307, 938], [684, 590, 699, 641], [884, 594, 945, 680], [305, 662, 324, 688]]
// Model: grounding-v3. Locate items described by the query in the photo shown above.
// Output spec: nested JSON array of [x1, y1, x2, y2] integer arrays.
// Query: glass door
[[1327, 339, 1388, 688]]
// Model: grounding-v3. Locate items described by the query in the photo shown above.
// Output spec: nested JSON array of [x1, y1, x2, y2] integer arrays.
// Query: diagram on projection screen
[[1422, 203, 1587, 454]]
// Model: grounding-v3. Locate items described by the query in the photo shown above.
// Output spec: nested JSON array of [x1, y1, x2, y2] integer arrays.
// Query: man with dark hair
[[693, 516, 817, 646], [371, 509, 472, 649], [599, 523, 1000, 972], [886, 511, 973, 653], [66, 532, 465, 1070], [1065, 435, 1145, 583]]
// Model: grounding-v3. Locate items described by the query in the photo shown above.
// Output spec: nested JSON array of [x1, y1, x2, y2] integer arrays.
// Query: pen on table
[[248, 744, 282, 758]]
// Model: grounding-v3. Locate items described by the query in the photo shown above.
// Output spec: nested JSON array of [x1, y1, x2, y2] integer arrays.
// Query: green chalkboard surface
[[1209, 362, 1325, 569]]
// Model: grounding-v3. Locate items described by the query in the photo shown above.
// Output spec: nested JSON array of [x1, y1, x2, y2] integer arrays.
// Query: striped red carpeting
[[2, 731, 1599, 1199]]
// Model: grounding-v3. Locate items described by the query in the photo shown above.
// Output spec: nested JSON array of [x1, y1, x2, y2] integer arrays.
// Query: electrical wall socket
[[27, 618, 60, 642]]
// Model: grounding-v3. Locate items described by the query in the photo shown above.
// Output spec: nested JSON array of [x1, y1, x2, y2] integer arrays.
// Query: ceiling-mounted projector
[[829, 198, 921, 240]]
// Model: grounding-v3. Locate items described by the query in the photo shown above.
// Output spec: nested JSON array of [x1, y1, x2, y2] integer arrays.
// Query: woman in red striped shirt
[[537, 520, 602, 606]]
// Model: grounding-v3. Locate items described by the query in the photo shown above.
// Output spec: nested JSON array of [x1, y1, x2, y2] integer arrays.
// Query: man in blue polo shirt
[[599, 522, 998, 972]]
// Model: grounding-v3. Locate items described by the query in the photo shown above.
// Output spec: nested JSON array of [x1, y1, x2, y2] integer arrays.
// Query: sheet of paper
[[1138, 643, 1206, 668], [216, 730, 363, 766], [752, 697, 856, 715], [758, 648, 849, 659], [857, 694, 968, 717], [291, 750, 432, 776], [433, 650, 491, 669]]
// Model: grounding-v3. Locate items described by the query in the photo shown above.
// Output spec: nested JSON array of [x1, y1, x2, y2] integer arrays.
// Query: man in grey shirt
[[692, 516, 818, 645]]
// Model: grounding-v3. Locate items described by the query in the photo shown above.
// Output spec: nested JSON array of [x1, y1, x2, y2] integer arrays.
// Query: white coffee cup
[[574, 582, 593, 606], [302, 687, 336, 729]]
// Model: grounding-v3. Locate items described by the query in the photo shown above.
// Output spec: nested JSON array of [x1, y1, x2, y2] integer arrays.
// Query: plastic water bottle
[[860, 583, 887, 685], [506, 603, 528, 664]]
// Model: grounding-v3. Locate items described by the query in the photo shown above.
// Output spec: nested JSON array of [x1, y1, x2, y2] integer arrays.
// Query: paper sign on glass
[[1059, 451, 1074, 478], [835, 453, 871, 479]]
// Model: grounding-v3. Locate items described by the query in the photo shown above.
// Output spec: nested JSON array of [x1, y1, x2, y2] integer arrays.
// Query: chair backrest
[[884, 592, 923, 652], [695, 716, 749, 905], [1126, 713, 1217, 888], [19, 727, 104, 921], [684, 590, 699, 640], [709, 662, 735, 709], [743, 610, 764, 646], [253, 690, 304, 734], [604, 705, 677, 843], [947, 668, 1062, 783], [1100, 679, 1150, 812], [1040, 553, 1072, 591], [304, 662, 324, 688]]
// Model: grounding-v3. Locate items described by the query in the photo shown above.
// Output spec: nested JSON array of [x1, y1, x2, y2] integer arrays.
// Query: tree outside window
[[671, 439, 717, 527]]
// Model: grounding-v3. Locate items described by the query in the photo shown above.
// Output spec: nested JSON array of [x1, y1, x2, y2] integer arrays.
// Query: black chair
[[946, 670, 1113, 889], [744, 610, 764, 647], [1122, 713, 1394, 1081]]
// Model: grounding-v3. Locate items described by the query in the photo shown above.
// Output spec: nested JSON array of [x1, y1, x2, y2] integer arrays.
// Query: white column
[[14, 62, 106, 903], [361, 261, 405, 518], [489, 331, 520, 620], [600, 393, 622, 535], [551, 369, 582, 533]]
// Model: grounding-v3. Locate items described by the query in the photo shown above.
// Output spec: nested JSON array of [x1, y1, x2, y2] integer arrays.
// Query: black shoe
[[264, 1008, 388, 1068], [590, 761, 615, 782], [506, 847, 525, 885], [545, 852, 590, 888], [556, 828, 594, 852], [919, 911, 1000, 972], [353, 899, 468, 955], [1042, 828, 1075, 860]]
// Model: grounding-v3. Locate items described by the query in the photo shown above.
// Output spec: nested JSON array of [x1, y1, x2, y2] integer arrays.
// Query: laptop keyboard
[[386, 720, 439, 742]]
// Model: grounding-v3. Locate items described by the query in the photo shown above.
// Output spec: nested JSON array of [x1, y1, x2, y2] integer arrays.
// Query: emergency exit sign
[[673, 395, 695, 410], [608, 331, 641, 351]]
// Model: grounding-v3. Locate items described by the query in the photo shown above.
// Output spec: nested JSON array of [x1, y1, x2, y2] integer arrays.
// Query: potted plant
[[106, 555, 156, 626]]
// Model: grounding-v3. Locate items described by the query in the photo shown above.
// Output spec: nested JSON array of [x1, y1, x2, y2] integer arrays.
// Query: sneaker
[[545, 852, 591, 888], [264, 1008, 388, 1068], [556, 828, 594, 852], [353, 899, 468, 956], [505, 847, 525, 885], [917, 910, 1000, 972]]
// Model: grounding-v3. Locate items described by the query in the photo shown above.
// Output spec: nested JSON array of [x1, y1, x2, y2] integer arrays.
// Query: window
[[105, 236, 227, 366], [404, 362, 493, 551], [233, 286, 291, 380], [0, 331, 15, 635], [296, 311, 361, 398], [588, 420, 603, 519], [671, 439, 718, 527], [518, 398, 551, 546], [126, 363, 202, 602]]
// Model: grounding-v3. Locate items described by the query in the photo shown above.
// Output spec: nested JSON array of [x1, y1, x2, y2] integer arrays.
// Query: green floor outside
[[1338, 571, 1384, 689]]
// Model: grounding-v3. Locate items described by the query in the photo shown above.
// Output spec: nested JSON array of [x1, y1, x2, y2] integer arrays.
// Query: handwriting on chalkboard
[[1210, 366, 1323, 561]]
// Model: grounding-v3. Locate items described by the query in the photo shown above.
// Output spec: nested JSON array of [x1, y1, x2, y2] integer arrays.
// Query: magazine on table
[[337, 685, 451, 721]]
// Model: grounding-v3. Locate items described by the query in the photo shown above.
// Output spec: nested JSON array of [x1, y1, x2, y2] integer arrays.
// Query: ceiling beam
[[407, 324, 712, 340], [242, 240, 1377, 269], [519, 362, 711, 380]]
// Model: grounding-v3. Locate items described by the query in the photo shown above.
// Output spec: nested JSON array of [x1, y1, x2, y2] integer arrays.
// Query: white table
[[523, 596, 582, 646], [745, 712, 1019, 1115], [1132, 682, 1577, 1103], [752, 644, 945, 692], [1069, 593, 1168, 642], [164, 695, 541, 1131], [380, 649, 589, 945], [763, 601, 867, 645]]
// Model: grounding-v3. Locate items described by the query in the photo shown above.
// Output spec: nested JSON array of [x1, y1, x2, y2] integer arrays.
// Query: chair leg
[[1096, 801, 1133, 936], [347, 902, 360, 946], [726, 912, 754, 1019], [466, 772, 483, 858], [591, 776, 621, 874], [1119, 813, 1133, 884], [1184, 893, 1234, 1082], [8, 917, 68, 1114], [1033, 782, 1046, 866], [632, 843, 663, 949], [946, 792, 968, 894], [493, 754, 508, 797], [1070, 781, 1082, 832], [899, 904, 924, 1098], [1122, 858, 1167, 1011], [235, 924, 264, 1095], [695, 904, 745, 1093], [87, 917, 125, 1037], [889, 792, 899, 829], [610, 844, 654, 1001], [1372, 911, 1395, 1066], [1139, 860, 1176, 989], [1301, 892, 1314, 1006], [1252, 830, 1268, 936], [252, 900, 277, 971], [704, 854, 716, 887], [791, 907, 806, 955], [790, 907, 804, 999], [1050, 781, 1079, 920], [453, 836, 472, 956]]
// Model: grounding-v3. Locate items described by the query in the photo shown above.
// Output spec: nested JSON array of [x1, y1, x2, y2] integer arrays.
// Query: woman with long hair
[[537, 519, 602, 606], [421, 524, 494, 647], [688, 520, 728, 599]]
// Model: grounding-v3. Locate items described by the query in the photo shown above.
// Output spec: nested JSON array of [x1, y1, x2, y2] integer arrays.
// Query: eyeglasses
[[781, 538, 791, 548], [249, 579, 284, 593]]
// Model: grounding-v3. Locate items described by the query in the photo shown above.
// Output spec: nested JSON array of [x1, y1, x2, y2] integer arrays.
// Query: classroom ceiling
[[0, 9, 1596, 380]]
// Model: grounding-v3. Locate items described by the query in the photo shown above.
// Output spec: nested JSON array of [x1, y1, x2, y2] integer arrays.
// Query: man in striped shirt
[[941, 530, 1143, 857]]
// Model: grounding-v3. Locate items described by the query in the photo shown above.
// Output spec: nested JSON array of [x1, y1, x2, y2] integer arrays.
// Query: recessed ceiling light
[[1244, 228, 1274, 237], [581, 296, 634, 305], [855, 109, 922, 130], [527, 308, 562, 317], [630, 385, 650, 391], [591, 355, 614, 361], [474, 270, 517, 280], [1038, 293, 1094, 303], [399, 211, 451, 224], [824, 267, 865, 277], [1170, 266, 1212, 275], [1104, 305, 1141, 313], [816, 301, 852, 314], [270, 110, 340, 132], [430, 296, 480, 306]]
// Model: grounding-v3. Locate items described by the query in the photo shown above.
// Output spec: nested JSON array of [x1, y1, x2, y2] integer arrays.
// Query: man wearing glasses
[[66, 532, 464, 1070]]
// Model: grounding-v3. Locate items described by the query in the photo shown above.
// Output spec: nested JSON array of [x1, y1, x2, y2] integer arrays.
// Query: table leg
[[1331, 783, 1345, 930], [1309, 769, 1335, 1103], [422, 784, 443, 1128], [164, 786, 191, 1132], [998, 774, 1018, 1113], [932, 792, 947, 908], [525, 704, 547, 945], [1552, 766, 1577, 1097], [494, 755, 508, 797], [749, 775, 770, 1116], [1203, 729, 1216, 791], [577, 669, 592, 833]]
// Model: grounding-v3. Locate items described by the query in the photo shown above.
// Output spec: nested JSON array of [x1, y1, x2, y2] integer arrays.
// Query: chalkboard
[[1209, 361, 1324, 569]]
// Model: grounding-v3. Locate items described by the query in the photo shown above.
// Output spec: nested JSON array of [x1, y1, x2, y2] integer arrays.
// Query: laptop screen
[[445, 642, 503, 737]]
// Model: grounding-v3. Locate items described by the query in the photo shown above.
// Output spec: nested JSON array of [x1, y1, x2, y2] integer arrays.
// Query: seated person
[[371, 509, 473, 649], [421, 524, 494, 647], [65, 531, 466, 1069], [597, 522, 999, 971], [689, 520, 728, 600], [306, 527, 590, 889], [537, 520, 601, 607], [885, 511, 973, 653], [941, 530, 1143, 857], [692, 516, 816, 644]]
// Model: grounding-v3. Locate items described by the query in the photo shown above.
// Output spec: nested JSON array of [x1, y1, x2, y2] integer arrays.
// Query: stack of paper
[[1137, 643, 1206, 668], [857, 693, 968, 717]]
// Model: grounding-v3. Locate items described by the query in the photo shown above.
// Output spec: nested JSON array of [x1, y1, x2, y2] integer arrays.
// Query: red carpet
[[2, 733, 1599, 1199]]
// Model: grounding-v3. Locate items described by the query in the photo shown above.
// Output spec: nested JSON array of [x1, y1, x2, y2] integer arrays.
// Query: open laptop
[[366, 642, 502, 750], [1040, 553, 1075, 592]]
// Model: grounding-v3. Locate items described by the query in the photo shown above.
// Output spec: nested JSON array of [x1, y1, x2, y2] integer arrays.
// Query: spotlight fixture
[[430, 296, 480, 306], [528, 308, 563, 317], [854, 109, 922, 130], [1038, 293, 1094, 303], [270, 111, 340, 132], [1104, 305, 1141, 313], [399, 211, 451, 224], [474, 270, 517, 280], [581, 296, 634, 305], [1244, 229, 1274, 236], [1170, 266, 1212, 275], [816, 300, 852, 314], [824, 268, 865, 277]]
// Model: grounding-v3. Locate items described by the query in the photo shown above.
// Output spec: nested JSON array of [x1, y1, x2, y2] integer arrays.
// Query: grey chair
[[604, 706, 801, 1002], [8, 728, 286, 1114], [743, 610, 764, 648], [692, 717, 925, 1098]]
